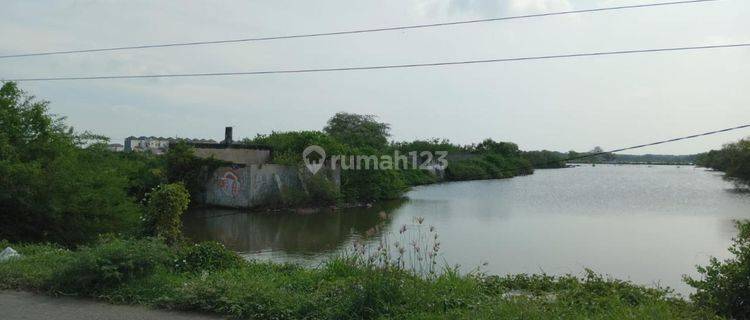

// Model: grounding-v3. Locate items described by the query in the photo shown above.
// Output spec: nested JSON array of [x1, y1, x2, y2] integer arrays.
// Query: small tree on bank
[[685, 220, 750, 319], [144, 183, 190, 244]]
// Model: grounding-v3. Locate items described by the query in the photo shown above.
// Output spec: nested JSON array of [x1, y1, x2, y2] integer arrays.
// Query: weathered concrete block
[[204, 164, 340, 209]]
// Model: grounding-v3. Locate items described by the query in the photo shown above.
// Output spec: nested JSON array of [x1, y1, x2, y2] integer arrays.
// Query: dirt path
[[0, 291, 223, 320]]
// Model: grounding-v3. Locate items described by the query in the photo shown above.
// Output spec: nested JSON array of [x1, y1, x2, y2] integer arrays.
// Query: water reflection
[[183, 165, 750, 294], [183, 200, 405, 255]]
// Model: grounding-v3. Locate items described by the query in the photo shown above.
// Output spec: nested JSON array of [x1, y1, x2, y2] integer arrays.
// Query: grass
[[0, 238, 718, 320]]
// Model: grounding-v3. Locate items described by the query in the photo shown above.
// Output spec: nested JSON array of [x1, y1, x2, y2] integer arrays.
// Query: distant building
[[124, 136, 216, 154], [107, 143, 124, 152], [187, 127, 272, 165]]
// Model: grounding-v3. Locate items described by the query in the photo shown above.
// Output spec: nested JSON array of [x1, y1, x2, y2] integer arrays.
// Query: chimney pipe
[[225, 127, 233, 145]]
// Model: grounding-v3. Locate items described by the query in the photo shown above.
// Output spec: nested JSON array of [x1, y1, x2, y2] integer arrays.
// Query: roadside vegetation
[[1, 214, 734, 320]]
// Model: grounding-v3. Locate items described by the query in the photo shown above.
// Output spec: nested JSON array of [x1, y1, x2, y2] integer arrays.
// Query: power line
[[5, 42, 749, 82], [571, 124, 750, 160], [466, 124, 750, 176], [0, 0, 718, 59], [526, 124, 750, 170]]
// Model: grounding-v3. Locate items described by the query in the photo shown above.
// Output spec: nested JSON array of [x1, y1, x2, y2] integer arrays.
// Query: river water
[[183, 165, 750, 295]]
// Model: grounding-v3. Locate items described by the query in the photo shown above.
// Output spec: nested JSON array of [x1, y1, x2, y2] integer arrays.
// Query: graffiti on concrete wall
[[216, 169, 241, 198]]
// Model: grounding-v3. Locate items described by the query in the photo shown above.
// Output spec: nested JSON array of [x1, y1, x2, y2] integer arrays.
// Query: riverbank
[[0, 238, 714, 319]]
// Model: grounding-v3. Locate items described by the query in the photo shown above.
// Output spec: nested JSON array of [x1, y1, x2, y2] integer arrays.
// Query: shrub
[[174, 241, 244, 273], [446, 159, 489, 181], [305, 172, 340, 206], [685, 220, 750, 319], [341, 169, 407, 202], [399, 169, 438, 186], [144, 183, 190, 244], [48, 237, 173, 294], [165, 142, 227, 201], [0, 82, 142, 245]]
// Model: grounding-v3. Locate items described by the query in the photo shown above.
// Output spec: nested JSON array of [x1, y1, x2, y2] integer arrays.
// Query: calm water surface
[[184, 165, 750, 295]]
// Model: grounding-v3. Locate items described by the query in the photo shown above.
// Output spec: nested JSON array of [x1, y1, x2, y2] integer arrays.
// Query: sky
[[1, 0, 748, 154]]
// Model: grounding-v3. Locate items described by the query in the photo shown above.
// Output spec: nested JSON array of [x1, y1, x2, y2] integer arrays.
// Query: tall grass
[[0, 231, 718, 319]]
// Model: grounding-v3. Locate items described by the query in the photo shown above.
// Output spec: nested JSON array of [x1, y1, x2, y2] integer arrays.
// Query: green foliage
[[685, 220, 750, 319], [245, 130, 346, 165], [399, 169, 438, 186], [390, 138, 465, 154], [522, 150, 567, 168], [165, 141, 227, 202], [324, 112, 390, 149], [0, 238, 714, 319], [305, 172, 340, 206], [0, 82, 142, 245], [341, 169, 408, 202], [696, 139, 750, 187], [446, 159, 489, 180], [173, 241, 244, 273], [475, 139, 521, 157], [446, 154, 532, 181], [47, 237, 173, 295], [144, 183, 190, 244]]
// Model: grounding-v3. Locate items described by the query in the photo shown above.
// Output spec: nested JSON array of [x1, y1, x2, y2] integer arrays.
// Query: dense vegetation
[[695, 138, 750, 187], [0, 83, 225, 245], [246, 113, 552, 202], [0, 233, 717, 319], [685, 220, 750, 319], [0, 82, 147, 245]]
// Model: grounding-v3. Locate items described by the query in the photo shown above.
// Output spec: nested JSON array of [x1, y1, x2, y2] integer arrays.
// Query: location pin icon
[[303, 145, 326, 174]]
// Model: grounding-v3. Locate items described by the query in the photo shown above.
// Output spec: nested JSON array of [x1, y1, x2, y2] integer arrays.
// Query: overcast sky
[[1, 0, 748, 154]]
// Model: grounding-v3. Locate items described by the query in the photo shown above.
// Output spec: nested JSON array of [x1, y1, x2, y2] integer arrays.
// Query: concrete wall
[[194, 148, 271, 166], [205, 164, 339, 209]]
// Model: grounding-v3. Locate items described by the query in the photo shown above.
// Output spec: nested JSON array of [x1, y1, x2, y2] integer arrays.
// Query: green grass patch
[[0, 237, 718, 319]]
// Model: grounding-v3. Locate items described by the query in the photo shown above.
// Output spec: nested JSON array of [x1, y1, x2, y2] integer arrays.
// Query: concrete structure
[[107, 143, 124, 152], [190, 128, 272, 165], [192, 127, 339, 209], [193, 144, 271, 166]]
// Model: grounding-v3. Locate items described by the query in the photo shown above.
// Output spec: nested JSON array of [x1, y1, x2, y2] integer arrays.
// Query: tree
[[144, 183, 190, 244], [0, 82, 140, 245], [324, 113, 390, 149], [475, 139, 520, 157], [685, 220, 750, 318]]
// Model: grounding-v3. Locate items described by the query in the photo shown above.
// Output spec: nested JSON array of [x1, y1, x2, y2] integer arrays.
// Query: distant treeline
[[695, 138, 750, 186], [522, 148, 696, 166]]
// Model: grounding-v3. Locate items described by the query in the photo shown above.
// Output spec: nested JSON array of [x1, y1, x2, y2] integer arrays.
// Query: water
[[183, 165, 750, 295]]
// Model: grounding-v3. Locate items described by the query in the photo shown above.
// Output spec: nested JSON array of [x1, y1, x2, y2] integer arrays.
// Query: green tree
[[324, 112, 390, 149], [696, 138, 750, 187], [685, 220, 750, 318], [165, 141, 226, 202], [0, 82, 141, 245], [144, 183, 190, 244]]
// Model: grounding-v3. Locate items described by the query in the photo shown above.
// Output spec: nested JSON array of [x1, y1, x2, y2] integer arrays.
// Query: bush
[[174, 241, 244, 273], [446, 159, 489, 181], [305, 172, 340, 206], [399, 169, 438, 186], [341, 169, 407, 202], [144, 183, 190, 244], [685, 220, 750, 319], [48, 237, 173, 294], [0, 82, 142, 245], [165, 142, 227, 202], [0, 237, 715, 319]]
